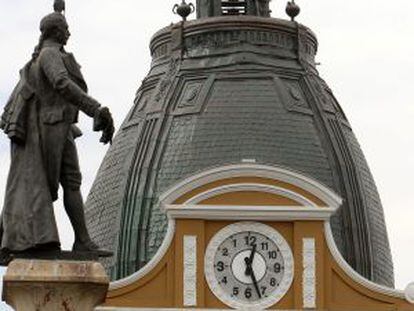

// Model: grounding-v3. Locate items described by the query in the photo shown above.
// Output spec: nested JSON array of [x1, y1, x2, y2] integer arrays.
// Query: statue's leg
[[63, 188, 90, 244], [63, 189, 111, 256], [60, 131, 88, 243], [61, 131, 112, 257]]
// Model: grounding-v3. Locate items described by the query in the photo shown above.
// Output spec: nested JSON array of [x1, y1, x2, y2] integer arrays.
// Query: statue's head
[[39, 12, 70, 45]]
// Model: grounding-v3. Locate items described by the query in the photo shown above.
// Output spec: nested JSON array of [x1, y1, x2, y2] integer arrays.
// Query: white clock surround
[[204, 222, 294, 309]]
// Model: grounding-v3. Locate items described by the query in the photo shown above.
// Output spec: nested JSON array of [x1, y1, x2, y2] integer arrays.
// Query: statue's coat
[[0, 40, 99, 251]]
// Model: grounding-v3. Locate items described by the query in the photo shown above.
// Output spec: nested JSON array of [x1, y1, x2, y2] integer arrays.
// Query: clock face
[[205, 222, 294, 309]]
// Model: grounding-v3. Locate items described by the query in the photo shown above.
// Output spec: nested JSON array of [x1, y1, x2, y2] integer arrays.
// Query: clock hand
[[244, 257, 252, 276], [249, 244, 257, 262], [250, 268, 262, 299], [244, 256, 262, 299], [245, 244, 257, 276]]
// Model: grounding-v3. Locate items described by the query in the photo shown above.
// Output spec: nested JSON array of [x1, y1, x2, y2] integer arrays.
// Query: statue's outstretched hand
[[93, 107, 115, 145]]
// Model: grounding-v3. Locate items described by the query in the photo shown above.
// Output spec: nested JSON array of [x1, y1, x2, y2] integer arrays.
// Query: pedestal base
[[2, 259, 109, 311]]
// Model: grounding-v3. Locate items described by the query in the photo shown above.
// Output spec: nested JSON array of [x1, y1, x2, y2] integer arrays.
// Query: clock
[[204, 222, 294, 309]]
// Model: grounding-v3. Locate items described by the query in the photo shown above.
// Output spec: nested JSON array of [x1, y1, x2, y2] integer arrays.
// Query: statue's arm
[[39, 48, 100, 117]]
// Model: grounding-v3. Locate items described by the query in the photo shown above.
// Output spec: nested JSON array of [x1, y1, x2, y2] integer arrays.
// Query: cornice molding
[[166, 204, 337, 221], [159, 164, 343, 208]]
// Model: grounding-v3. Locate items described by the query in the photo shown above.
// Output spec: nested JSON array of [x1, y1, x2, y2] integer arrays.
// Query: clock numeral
[[268, 251, 278, 259], [216, 261, 225, 272], [261, 286, 267, 295], [221, 276, 228, 285], [233, 287, 239, 296], [222, 248, 229, 256], [274, 263, 282, 273], [261, 242, 269, 251], [244, 235, 257, 246], [232, 239, 237, 248], [244, 287, 252, 299], [270, 277, 277, 287]]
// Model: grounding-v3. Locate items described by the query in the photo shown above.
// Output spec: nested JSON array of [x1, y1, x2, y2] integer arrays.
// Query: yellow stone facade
[[97, 164, 414, 310]]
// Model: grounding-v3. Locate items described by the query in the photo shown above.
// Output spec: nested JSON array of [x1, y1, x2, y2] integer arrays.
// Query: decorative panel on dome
[[147, 58, 181, 114], [273, 76, 312, 115], [308, 75, 337, 114], [128, 87, 156, 123], [172, 75, 215, 116]]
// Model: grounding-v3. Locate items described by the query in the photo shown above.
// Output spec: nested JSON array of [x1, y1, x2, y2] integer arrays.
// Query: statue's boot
[[0, 249, 12, 266], [72, 239, 113, 257], [64, 189, 113, 257]]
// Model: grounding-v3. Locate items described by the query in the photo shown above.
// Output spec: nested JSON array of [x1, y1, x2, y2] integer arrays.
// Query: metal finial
[[173, 0, 195, 21], [286, 0, 300, 21], [54, 0, 65, 14]]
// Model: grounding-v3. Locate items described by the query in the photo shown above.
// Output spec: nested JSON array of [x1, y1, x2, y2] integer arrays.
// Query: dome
[[85, 6, 393, 287]]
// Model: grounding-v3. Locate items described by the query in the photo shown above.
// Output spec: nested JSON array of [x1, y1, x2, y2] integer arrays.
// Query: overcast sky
[[0, 0, 413, 304]]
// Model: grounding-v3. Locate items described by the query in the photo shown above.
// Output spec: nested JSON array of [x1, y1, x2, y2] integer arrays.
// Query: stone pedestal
[[2, 259, 109, 311]]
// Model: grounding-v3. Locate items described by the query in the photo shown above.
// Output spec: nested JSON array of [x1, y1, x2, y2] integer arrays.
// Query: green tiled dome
[[85, 12, 394, 287]]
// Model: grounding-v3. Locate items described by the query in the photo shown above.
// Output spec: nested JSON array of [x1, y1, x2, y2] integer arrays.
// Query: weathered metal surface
[[85, 15, 394, 287]]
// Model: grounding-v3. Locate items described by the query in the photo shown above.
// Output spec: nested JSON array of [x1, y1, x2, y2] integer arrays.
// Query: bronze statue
[[0, 1, 114, 263]]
